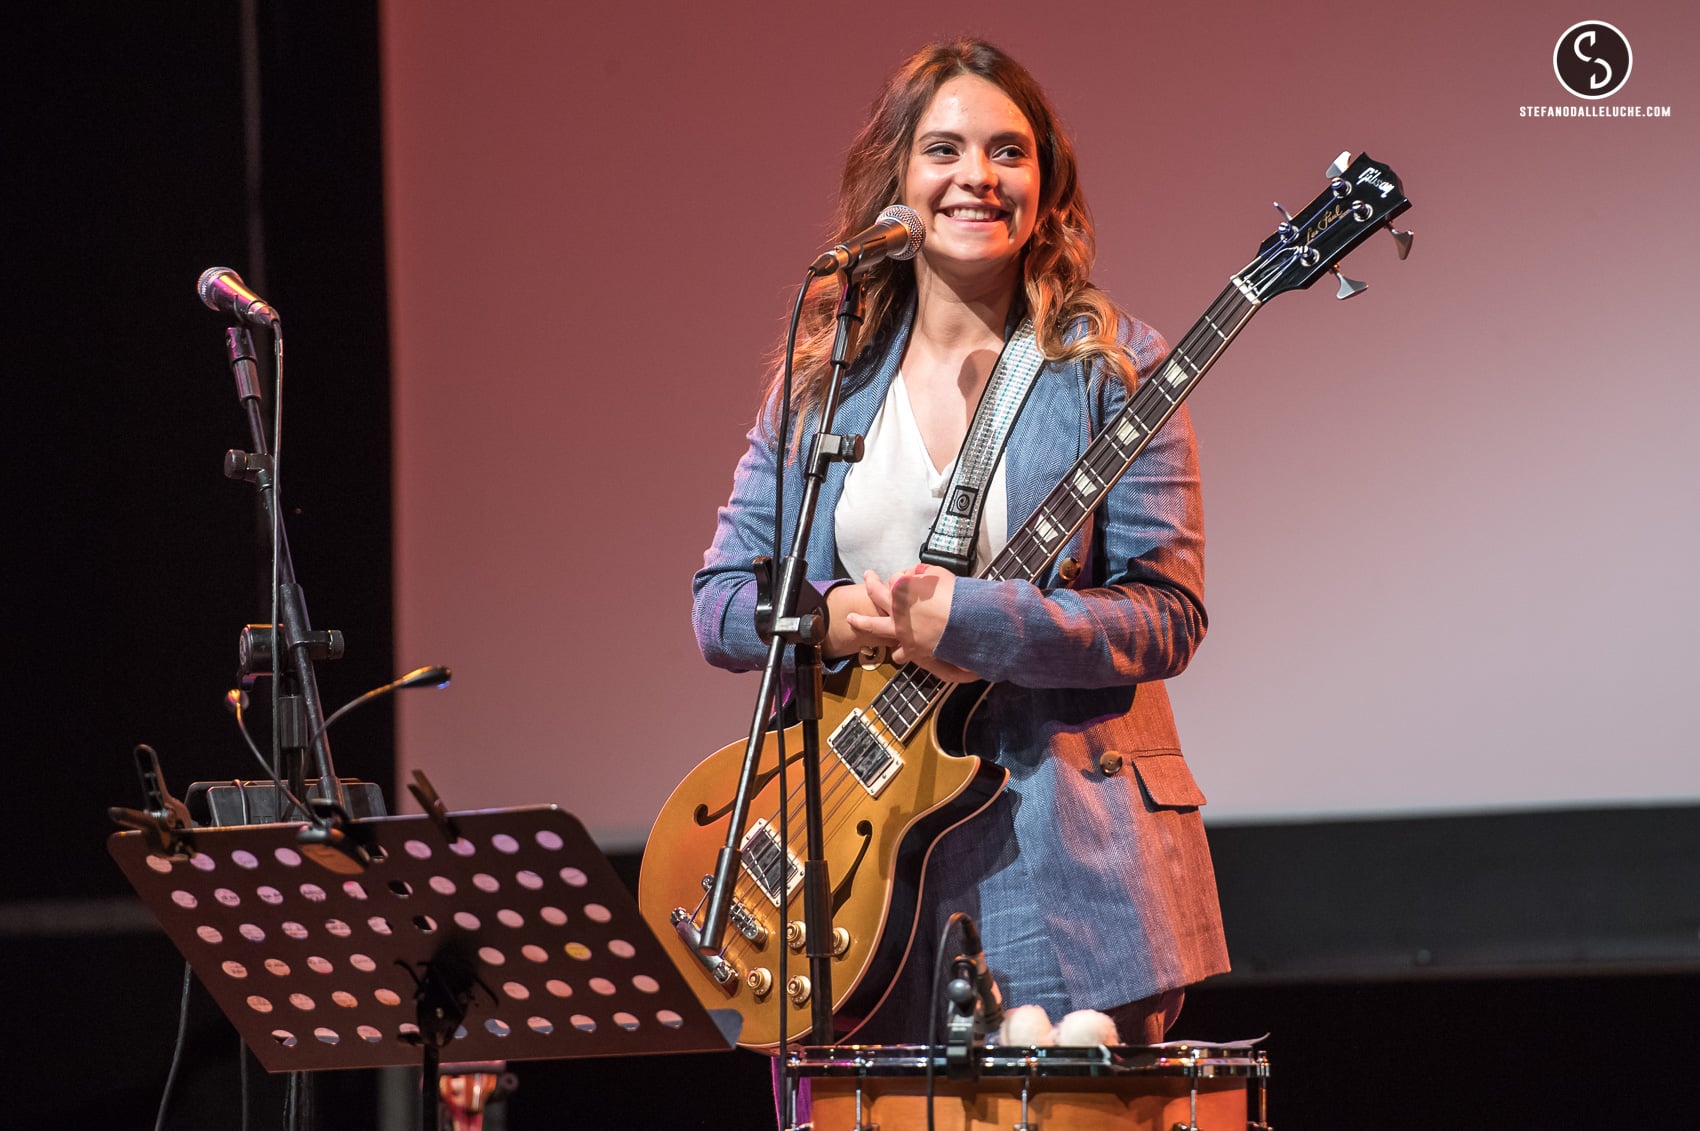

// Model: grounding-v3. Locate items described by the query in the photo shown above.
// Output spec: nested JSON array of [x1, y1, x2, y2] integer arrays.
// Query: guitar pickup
[[830, 710, 902, 797], [740, 818, 803, 907]]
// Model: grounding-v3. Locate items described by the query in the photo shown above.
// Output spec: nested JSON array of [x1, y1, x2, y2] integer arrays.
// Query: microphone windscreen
[[877, 205, 925, 261], [198, 266, 237, 310]]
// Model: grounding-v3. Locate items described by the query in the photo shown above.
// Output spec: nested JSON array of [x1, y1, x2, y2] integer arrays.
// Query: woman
[[692, 39, 1228, 1045]]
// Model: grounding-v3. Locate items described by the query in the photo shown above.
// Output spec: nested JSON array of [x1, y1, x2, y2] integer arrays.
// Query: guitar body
[[638, 659, 1006, 1050]]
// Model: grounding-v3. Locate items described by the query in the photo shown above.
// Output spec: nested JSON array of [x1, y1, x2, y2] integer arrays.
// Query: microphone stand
[[222, 327, 348, 818], [220, 324, 347, 1131], [696, 270, 867, 1127]]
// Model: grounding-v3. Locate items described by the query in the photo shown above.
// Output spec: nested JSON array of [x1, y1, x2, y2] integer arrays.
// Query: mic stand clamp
[[944, 955, 985, 1082]]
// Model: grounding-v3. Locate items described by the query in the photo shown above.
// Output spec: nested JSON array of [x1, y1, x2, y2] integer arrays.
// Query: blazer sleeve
[[691, 407, 846, 673], [934, 319, 1208, 689]]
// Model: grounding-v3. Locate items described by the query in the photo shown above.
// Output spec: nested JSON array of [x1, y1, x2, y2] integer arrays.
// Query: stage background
[[384, 0, 1700, 844], [6, 2, 1696, 1128]]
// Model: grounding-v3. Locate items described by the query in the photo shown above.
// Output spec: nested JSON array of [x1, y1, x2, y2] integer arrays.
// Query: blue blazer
[[693, 302, 1229, 1031]]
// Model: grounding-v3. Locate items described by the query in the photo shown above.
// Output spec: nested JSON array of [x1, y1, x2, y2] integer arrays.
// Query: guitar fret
[[1049, 493, 1086, 530], [1113, 415, 1147, 448], [1005, 536, 1045, 580], [1033, 511, 1063, 549], [873, 671, 948, 741]]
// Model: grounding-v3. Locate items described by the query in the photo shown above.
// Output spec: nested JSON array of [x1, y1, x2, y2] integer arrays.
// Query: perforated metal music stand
[[110, 805, 739, 1123]]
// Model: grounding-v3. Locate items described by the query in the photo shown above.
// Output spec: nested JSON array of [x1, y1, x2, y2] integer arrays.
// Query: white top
[[836, 372, 1008, 582]]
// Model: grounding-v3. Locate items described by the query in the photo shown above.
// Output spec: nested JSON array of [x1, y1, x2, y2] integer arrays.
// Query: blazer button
[[1058, 556, 1082, 583], [1098, 750, 1124, 776]]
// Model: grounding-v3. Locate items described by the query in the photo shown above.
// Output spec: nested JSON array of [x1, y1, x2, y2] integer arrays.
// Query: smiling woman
[[678, 36, 1228, 1069]]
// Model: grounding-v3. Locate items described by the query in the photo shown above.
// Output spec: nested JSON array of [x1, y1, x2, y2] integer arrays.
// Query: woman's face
[[901, 73, 1041, 288]]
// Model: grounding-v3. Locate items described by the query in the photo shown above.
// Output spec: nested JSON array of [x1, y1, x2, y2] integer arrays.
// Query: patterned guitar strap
[[918, 317, 1045, 575]]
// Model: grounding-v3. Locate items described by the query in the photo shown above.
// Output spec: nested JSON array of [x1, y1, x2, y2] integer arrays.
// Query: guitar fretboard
[[865, 282, 1262, 744]]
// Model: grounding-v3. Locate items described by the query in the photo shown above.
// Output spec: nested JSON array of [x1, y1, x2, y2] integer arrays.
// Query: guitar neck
[[871, 281, 1261, 741], [985, 282, 1260, 586]]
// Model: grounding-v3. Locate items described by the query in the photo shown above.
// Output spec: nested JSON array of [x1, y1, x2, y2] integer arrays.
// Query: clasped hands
[[824, 564, 981, 683]]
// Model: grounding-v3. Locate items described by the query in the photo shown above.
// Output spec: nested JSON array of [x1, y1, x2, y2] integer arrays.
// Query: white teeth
[[945, 207, 1002, 220]]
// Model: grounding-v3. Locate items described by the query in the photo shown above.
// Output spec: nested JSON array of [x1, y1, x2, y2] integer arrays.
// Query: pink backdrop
[[382, 1, 1699, 847]]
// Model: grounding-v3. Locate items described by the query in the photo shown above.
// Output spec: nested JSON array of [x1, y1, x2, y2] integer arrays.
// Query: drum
[[787, 1043, 1269, 1131]]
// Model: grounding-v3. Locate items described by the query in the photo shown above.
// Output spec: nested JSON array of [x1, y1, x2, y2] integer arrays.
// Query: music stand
[[110, 805, 739, 1128]]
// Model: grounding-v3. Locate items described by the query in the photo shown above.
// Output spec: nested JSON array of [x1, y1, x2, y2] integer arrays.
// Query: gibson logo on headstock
[[1305, 202, 1350, 244], [1356, 166, 1396, 199]]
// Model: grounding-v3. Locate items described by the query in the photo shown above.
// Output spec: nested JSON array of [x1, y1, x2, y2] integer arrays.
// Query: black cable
[[154, 961, 193, 1131], [924, 912, 970, 1131], [239, 1037, 251, 1131], [773, 267, 812, 558], [229, 691, 312, 818], [268, 329, 286, 821], [772, 269, 813, 1129]]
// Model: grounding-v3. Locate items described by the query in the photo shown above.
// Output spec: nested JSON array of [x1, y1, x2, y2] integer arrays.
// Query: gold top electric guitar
[[640, 152, 1412, 1050]]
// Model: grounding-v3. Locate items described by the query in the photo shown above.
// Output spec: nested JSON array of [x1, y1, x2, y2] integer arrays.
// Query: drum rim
[[785, 1043, 1267, 1078]]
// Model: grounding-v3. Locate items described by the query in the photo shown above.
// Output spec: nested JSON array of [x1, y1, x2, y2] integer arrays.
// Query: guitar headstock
[[1241, 151, 1412, 303]]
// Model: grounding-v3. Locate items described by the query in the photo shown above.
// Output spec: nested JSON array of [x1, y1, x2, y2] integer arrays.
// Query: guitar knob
[[786, 921, 806, 951], [786, 975, 812, 1005], [746, 967, 774, 997], [830, 927, 851, 957]]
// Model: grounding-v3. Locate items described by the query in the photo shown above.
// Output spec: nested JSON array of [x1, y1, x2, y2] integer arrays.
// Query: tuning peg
[[1387, 224, 1414, 260], [1332, 268, 1368, 300], [1272, 201, 1293, 223], [1326, 151, 1353, 178]]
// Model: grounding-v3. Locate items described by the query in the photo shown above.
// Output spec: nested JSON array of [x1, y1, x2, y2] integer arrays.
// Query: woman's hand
[[823, 580, 895, 659], [848, 565, 982, 683]]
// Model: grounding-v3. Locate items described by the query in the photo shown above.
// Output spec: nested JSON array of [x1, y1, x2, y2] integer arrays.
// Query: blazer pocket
[[1130, 751, 1208, 810]]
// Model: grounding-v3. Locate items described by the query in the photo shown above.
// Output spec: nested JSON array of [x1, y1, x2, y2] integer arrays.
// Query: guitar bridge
[[701, 874, 768, 944], [669, 908, 740, 987], [830, 709, 902, 797]]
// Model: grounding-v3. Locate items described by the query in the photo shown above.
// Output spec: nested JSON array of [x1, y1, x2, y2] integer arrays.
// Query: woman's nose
[[958, 148, 996, 190]]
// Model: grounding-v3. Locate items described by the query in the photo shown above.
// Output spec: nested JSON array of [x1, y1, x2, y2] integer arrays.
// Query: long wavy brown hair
[[766, 39, 1134, 437]]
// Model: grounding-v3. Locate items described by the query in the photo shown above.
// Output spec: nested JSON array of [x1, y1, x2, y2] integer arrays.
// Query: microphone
[[307, 665, 453, 752], [809, 205, 925, 276], [198, 266, 279, 328], [955, 914, 1005, 1031]]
